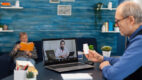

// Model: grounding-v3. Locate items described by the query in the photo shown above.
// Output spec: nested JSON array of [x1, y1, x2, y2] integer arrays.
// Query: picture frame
[[57, 5, 72, 16], [49, 0, 60, 3]]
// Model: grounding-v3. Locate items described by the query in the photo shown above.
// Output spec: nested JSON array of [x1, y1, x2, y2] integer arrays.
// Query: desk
[[2, 62, 104, 80]]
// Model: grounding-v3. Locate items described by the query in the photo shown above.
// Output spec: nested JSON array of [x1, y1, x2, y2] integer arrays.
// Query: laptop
[[42, 38, 94, 72]]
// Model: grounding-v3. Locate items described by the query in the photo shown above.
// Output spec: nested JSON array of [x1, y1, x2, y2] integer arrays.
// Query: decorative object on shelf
[[114, 24, 120, 32], [114, 27, 119, 32], [101, 22, 108, 32], [15, 0, 20, 7], [108, 21, 113, 31], [0, 0, 23, 9], [100, 1, 116, 10], [108, 2, 112, 10], [0, 25, 3, 31], [101, 46, 112, 57], [3, 24, 8, 30], [101, 22, 120, 33], [94, 2, 103, 26]]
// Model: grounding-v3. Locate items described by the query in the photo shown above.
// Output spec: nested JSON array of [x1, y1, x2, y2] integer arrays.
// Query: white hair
[[121, 1, 142, 23]]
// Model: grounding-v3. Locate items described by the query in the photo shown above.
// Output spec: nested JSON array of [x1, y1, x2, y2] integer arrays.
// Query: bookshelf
[[101, 31, 120, 33], [100, 8, 116, 10], [0, 30, 14, 32], [0, 0, 23, 9]]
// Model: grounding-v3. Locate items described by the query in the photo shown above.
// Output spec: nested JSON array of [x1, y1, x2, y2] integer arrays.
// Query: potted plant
[[89, 45, 94, 50], [27, 71, 36, 80], [101, 46, 112, 57]]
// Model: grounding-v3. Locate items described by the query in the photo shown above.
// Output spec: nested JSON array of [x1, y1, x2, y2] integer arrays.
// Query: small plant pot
[[102, 51, 111, 57]]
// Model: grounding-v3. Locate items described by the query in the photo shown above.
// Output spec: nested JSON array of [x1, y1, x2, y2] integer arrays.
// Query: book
[[1, 2, 11, 6], [19, 42, 34, 51]]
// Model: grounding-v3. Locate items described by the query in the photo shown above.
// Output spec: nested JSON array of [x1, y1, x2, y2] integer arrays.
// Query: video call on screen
[[43, 39, 77, 64]]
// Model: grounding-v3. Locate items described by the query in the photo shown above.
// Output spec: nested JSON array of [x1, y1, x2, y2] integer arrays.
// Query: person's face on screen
[[60, 42, 65, 50]]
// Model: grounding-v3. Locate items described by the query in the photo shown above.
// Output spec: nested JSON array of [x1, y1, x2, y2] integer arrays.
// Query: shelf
[[101, 31, 120, 33], [0, 6, 23, 9], [0, 30, 14, 32], [100, 8, 116, 10]]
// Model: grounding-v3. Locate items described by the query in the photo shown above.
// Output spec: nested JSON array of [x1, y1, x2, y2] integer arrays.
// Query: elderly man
[[85, 1, 142, 80], [10, 32, 37, 65]]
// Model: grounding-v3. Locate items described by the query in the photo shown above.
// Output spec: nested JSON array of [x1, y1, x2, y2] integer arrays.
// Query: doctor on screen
[[55, 39, 69, 59]]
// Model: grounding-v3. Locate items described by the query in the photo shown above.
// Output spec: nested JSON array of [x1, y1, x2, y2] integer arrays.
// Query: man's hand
[[99, 61, 110, 70], [84, 50, 104, 62], [14, 44, 21, 51], [59, 56, 64, 58]]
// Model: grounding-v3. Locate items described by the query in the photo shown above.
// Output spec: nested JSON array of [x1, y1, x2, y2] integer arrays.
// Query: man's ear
[[129, 16, 135, 25]]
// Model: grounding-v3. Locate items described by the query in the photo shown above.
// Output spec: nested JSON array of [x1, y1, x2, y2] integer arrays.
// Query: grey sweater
[[10, 44, 38, 60]]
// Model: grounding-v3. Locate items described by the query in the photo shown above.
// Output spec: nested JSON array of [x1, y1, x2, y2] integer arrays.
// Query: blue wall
[[0, 0, 125, 55]]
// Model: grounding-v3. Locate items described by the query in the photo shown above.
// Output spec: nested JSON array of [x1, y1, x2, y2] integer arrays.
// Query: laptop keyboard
[[49, 63, 85, 69]]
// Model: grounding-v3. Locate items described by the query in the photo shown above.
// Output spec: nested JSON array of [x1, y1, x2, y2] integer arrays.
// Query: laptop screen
[[42, 38, 78, 65]]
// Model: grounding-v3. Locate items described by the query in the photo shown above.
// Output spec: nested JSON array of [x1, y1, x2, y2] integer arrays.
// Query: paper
[[61, 73, 93, 80], [16, 60, 34, 67]]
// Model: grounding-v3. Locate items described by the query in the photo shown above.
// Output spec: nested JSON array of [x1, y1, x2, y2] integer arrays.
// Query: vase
[[102, 51, 111, 57]]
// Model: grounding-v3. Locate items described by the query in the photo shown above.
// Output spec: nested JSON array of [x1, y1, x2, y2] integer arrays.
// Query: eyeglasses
[[115, 16, 129, 26]]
